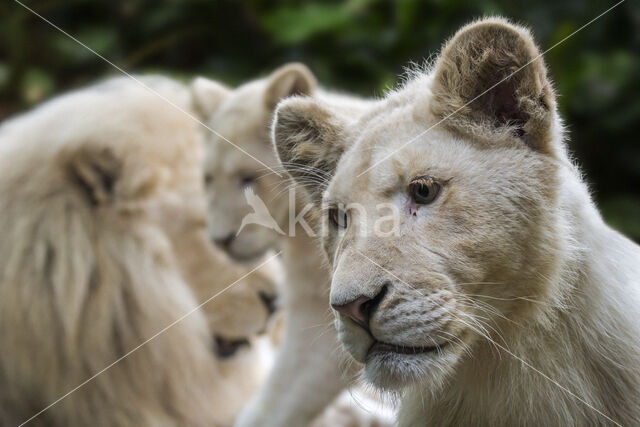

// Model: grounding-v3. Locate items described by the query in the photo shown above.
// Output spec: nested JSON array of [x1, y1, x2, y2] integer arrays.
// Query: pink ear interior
[[478, 78, 529, 135]]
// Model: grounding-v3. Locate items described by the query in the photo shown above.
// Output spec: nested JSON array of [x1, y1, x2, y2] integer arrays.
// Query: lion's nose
[[331, 285, 388, 330], [213, 233, 235, 249], [259, 291, 278, 317]]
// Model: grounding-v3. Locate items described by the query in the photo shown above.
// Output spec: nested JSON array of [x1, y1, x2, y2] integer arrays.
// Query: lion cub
[[0, 76, 274, 426], [191, 66, 392, 426], [273, 18, 640, 425]]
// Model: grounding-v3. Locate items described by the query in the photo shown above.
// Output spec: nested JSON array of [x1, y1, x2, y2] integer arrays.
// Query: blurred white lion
[[0, 76, 276, 426]]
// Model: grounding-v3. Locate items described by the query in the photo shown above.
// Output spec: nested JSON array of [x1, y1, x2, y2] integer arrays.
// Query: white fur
[[273, 19, 640, 426], [0, 76, 273, 426], [194, 65, 392, 426]]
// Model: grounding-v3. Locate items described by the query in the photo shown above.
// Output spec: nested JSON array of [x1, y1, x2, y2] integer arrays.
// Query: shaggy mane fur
[[0, 77, 268, 426]]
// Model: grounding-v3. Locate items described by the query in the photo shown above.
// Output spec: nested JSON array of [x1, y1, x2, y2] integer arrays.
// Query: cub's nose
[[331, 285, 388, 330], [259, 291, 278, 317], [213, 233, 235, 249]]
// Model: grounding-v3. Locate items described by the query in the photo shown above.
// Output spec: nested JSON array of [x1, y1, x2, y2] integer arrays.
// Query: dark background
[[1, 0, 638, 240]]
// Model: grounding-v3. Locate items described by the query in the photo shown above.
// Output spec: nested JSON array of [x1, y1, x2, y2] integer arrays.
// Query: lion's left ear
[[67, 146, 122, 207], [430, 17, 556, 153], [66, 146, 162, 207], [272, 97, 346, 204], [264, 63, 317, 110]]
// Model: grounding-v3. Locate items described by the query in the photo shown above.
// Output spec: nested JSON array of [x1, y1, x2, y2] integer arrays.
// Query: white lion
[[192, 66, 393, 426], [273, 18, 640, 426], [0, 76, 276, 426]]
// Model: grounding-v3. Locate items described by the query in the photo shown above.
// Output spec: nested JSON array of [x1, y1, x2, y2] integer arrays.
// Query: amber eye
[[328, 207, 349, 229], [409, 176, 441, 204]]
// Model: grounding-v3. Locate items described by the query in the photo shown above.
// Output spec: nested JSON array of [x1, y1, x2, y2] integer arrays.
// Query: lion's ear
[[191, 77, 231, 117], [430, 17, 555, 152], [67, 146, 122, 207], [264, 63, 317, 110], [272, 97, 345, 204]]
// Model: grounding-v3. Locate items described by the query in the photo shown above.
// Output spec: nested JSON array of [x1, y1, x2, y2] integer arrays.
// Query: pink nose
[[332, 296, 372, 329]]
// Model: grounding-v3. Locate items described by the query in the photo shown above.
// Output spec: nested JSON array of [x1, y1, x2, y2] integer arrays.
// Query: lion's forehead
[[331, 119, 465, 204], [206, 126, 279, 178], [206, 140, 264, 177], [214, 107, 265, 138]]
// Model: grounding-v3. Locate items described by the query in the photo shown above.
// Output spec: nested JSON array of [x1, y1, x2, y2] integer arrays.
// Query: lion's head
[[147, 185, 279, 359], [191, 64, 317, 262], [274, 18, 567, 392]]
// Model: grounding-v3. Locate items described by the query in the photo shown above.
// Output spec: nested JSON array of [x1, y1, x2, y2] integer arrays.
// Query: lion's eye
[[204, 173, 214, 186], [328, 207, 349, 229], [240, 174, 257, 187], [409, 177, 441, 204]]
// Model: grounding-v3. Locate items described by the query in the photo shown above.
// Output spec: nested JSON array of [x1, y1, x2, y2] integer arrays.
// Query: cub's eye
[[409, 176, 441, 204], [204, 173, 214, 186], [328, 207, 349, 229]]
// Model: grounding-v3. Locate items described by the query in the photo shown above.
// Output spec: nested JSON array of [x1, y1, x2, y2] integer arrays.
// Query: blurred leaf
[[0, 63, 9, 89], [21, 68, 55, 105], [142, 3, 184, 32], [261, 3, 352, 44], [570, 51, 635, 111], [53, 27, 120, 63], [602, 197, 640, 241]]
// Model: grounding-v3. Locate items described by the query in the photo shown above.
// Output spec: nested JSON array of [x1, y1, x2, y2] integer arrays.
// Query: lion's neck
[[401, 166, 640, 426]]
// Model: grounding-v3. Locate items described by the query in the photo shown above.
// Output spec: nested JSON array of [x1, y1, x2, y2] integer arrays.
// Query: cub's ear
[[67, 146, 122, 207], [430, 17, 555, 152], [264, 63, 317, 110], [191, 77, 231, 117], [272, 97, 345, 204]]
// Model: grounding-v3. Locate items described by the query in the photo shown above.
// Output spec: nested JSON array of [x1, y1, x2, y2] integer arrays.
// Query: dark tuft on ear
[[272, 97, 344, 204], [264, 63, 317, 110], [431, 17, 555, 152], [67, 147, 121, 207]]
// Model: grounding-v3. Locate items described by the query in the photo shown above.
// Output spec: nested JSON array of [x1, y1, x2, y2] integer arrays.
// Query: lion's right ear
[[67, 146, 122, 207], [264, 63, 317, 110], [429, 17, 555, 153], [272, 97, 345, 204], [191, 77, 231, 117]]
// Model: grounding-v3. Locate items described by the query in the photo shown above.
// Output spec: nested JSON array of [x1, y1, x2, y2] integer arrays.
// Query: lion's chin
[[337, 317, 463, 391], [362, 342, 458, 391]]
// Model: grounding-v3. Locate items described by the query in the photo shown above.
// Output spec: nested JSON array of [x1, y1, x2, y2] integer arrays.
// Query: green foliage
[[0, 0, 638, 239], [261, 3, 354, 44]]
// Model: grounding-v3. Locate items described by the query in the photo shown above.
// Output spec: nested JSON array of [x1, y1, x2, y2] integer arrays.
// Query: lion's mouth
[[213, 335, 249, 359], [368, 340, 447, 356], [226, 247, 267, 263]]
